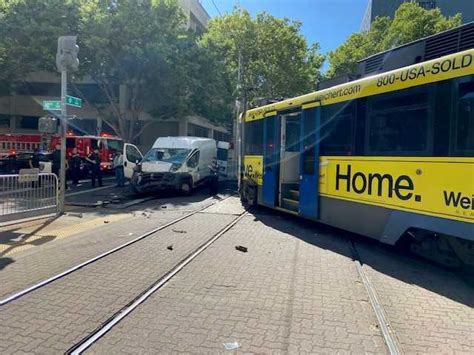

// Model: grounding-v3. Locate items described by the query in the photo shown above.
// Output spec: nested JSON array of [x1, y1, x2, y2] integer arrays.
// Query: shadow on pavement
[[0, 257, 14, 271], [0, 215, 60, 263], [250, 205, 474, 308]]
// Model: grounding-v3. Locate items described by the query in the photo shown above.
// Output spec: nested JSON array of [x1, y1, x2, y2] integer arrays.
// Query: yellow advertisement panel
[[319, 157, 474, 223], [245, 49, 474, 121], [243, 155, 263, 185]]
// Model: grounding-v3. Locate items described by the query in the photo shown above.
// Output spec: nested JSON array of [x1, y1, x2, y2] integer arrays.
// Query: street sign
[[43, 100, 61, 111], [66, 95, 82, 108]]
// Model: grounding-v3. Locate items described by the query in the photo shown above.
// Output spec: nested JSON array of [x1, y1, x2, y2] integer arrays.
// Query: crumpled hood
[[141, 161, 172, 173]]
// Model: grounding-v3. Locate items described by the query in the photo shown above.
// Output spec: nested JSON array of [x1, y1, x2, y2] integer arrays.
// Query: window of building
[[244, 119, 264, 155], [19, 116, 39, 130], [0, 115, 10, 128], [417, 1, 437, 10], [367, 89, 431, 155], [321, 101, 355, 155], [455, 82, 474, 153]]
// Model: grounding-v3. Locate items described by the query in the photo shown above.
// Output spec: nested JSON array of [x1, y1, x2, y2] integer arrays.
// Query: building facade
[[0, 0, 227, 152], [361, 0, 474, 31]]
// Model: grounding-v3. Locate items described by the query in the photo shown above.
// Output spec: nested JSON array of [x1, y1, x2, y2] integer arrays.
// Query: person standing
[[86, 148, 103, 187], [69, 148, 81, 186], [208, 158, 219, 195], [51, 144, 61, 178], [113, 151, 125, 187], [51, 144, 69, 190]]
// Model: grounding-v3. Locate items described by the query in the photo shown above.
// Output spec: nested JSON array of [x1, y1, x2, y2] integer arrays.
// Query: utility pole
[[236, 49, 243, 192], [56, 36, 79, 215]]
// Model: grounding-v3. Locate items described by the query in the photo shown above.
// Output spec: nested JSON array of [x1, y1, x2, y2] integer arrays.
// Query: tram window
[[368, 91, 430, 154], [303, 111, 316, 174], [455, 82, 474, 153], [244, 120, 263, 155], [321, 102, 355, 155], [285, 116, 300, 152]]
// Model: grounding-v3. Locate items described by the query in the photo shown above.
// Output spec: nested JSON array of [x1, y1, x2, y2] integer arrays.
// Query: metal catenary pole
[[58, 68, 67, 214]]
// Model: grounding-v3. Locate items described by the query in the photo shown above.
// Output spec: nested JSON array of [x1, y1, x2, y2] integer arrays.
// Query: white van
[[123, 137, 218, 195]]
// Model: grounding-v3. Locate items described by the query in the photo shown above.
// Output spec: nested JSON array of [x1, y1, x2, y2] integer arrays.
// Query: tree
[[0, 0, 233, 142], [200, 7, 324, 107], [77, 0, 196, 142], [0, 0, 80, 82], [327, 2, 462, 77]]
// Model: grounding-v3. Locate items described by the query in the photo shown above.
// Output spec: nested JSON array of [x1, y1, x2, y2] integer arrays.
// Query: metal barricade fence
[[0, 173, 58, 223]]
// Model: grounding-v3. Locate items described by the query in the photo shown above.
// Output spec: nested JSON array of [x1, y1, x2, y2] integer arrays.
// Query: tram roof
[[244, 48, 474, 122]]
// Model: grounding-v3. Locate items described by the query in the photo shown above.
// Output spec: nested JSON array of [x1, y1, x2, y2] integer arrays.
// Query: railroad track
[[68, 210, 248, 354], [349, 240, 404, 355], [0, 194, 233, 306]]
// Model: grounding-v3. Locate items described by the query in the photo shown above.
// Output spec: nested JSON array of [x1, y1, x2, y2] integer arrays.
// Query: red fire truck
[[0, 133, 123, 171]]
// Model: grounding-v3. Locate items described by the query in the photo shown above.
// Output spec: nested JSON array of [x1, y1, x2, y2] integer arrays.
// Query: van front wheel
[[179, 179, 192, 196]]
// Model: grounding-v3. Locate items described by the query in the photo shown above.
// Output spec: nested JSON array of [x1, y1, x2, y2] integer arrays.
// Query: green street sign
[[66, 95, 82, 108], [42, 100, 61, 111]]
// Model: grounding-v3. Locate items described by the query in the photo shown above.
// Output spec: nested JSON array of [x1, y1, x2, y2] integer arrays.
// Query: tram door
[[278, 112, 301, 212], [262, 116, 279, 207], [299, 108, 320, 218]]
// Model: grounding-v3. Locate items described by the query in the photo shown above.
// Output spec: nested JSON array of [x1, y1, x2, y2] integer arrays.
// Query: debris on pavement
[[161, 205, 168, 209], [66, 212, 83, 218], [235, 245, 248, 253], [167, 245, 173, 250], [103, 220, 110, 224], [223, 342, 240, 350], [172, 229, 187, 234], [128, 233, 134, 236]]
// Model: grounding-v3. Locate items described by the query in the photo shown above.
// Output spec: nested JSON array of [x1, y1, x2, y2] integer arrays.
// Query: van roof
[[152, 136, 216, 149]]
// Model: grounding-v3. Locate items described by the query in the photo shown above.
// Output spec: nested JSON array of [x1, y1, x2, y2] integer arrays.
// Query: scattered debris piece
[[235, 245, 248, 253], [161, 205, 168, 209], [128, 233, 134, 236], [223, 342, 240, 351], [104, 220, 110, 224], [172, 229, 187, 234], [167, 245, 173, 250], [66, 212, 83, 218]]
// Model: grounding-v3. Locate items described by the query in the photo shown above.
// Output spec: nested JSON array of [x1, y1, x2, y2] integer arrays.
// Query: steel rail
[[350, 240, 403, 355], [69, 211, 248, 354], [0, 196, 228, 306]]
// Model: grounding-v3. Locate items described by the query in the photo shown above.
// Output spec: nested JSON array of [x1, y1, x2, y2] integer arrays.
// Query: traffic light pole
[[58, 68, 67, 215]]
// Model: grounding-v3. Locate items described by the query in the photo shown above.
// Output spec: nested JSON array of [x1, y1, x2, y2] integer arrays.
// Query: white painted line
[[70, 211, 247, 354]]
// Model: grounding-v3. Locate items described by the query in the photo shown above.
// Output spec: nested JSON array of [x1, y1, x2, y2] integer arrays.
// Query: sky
[[202, 0, 369, 56]]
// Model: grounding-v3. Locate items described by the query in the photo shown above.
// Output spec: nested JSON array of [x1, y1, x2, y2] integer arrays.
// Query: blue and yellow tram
[[240, 32, 473, 269]]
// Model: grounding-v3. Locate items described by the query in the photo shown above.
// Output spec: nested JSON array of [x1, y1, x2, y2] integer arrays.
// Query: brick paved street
[[89, 210, 387, 354], [0, 208, 237, 353], [0, 193, 218, 299], [356, 243, 474, 353], [0, 196, 472, 354]]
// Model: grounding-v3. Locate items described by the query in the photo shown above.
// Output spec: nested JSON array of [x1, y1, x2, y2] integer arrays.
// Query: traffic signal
[[56, 36, 79, 72]]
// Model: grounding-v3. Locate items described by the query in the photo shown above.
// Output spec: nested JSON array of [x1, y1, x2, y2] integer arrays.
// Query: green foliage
[[201, 7, 324, 107], [0, 0, 80, 81], [327, 2, 462, 78], [0, 0, 234, 142]]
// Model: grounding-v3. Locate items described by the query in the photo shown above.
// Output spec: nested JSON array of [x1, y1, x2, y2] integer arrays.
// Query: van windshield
[[142, 148, 191, 164]]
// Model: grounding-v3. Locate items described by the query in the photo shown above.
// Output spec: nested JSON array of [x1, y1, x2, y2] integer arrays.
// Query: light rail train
[[240, 24, 474, 270]]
